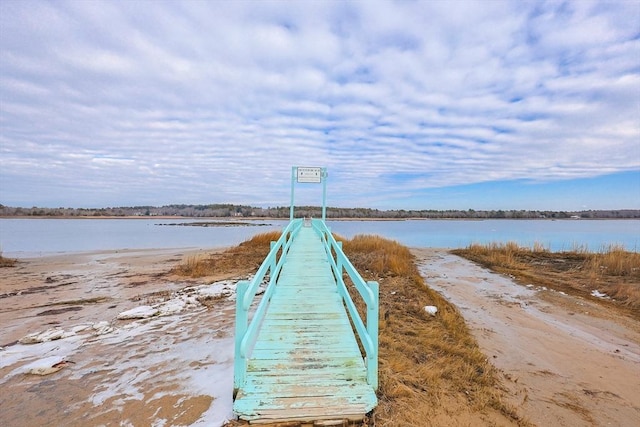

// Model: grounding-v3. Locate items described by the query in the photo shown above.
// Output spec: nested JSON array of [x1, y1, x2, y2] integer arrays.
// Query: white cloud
[[0, 0, 638, 209]]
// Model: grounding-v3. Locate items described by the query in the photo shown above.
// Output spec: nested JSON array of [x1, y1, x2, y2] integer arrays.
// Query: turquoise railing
[[233, 217, 379, 393], [311, 219, 379, 390], [233, 218, 304, 392]]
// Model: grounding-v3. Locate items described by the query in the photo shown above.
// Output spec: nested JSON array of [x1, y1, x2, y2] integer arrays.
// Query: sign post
[[290, 166, 327, 222]]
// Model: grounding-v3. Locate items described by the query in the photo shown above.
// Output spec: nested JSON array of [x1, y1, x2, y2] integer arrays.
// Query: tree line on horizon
[[1, 204, 638, 219]]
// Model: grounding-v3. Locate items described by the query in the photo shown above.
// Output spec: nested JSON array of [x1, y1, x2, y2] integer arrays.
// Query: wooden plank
[[245, 370, 367, 382], [247, 376, 376, 396], [234, 395, 374, 413], [234, 226, 377, 423], [260, 315, 346, 324], [248, 356, 365, 371], [252, 336, 361, 349], [236, 385, 374, 400], [249, 350, 363, 360]]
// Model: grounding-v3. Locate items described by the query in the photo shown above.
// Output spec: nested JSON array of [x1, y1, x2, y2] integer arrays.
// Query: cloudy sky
[[1, 0, 639, 210]]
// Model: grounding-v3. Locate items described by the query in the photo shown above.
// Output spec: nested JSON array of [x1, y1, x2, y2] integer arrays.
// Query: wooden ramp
[[233, 226, 378, 424]]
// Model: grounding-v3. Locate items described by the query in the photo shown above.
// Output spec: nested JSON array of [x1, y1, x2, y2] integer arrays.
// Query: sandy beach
[[0, 248, 238, 427], [1, 248, 639, 426]]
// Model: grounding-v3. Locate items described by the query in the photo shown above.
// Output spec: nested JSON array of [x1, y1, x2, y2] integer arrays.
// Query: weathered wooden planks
[[233, 226, 377, 424]]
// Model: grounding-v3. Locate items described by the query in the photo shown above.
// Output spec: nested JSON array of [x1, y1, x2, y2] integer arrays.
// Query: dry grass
[[172, 231, 282, 278], [341, 235, 524, 425], [586, 245, 640, 276], [341, 234, 418, 278], [453, 242, 640, 317], [0, 254, 17, 267]]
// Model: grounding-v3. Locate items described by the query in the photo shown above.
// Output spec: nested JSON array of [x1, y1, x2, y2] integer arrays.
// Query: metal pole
[[290, 166, 295, 222], [322, 168, 327, 222]]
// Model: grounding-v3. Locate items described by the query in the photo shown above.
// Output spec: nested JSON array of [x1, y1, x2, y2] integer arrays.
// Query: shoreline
[[3, 246, 226, 260], [2, 215, 638, 221], [5, 243, 639, 261]]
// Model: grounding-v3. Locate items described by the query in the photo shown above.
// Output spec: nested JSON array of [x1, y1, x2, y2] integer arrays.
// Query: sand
[[1, 248, 639, 426], [0, 248, 236, 427], [413, 248, 640, 427]]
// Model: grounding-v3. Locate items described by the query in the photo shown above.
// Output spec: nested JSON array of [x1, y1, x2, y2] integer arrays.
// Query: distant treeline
[[1, 204, 639, 219]]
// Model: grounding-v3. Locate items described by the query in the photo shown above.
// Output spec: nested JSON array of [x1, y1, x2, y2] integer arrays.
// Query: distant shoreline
[[2, 205, 639, 220], [1, 215, 638, 221]]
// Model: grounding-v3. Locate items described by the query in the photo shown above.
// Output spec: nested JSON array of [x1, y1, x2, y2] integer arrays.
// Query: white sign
[[297, 167, 322, 183]]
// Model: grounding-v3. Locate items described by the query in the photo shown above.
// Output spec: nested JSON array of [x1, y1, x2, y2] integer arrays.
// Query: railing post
[[366, 280, 379, 390], [324, 226, 331, 260], [270, 241, 276, 277], [234, 280, 249, 392], [336, 241, 343, 281]]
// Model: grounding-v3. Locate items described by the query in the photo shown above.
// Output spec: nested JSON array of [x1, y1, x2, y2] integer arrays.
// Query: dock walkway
[[233, 224, 378, 424]]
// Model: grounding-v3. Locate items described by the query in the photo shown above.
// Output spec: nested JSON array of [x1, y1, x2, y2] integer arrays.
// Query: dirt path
[[413, 249, 640, 427]]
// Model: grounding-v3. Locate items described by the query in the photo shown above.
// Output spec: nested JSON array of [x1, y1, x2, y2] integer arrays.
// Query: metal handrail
[[233, 218, 304, 391], [311, 219, 379, 390]]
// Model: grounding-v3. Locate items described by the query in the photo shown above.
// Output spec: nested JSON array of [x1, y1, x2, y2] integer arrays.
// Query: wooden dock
[[233, 225, 378, 424]]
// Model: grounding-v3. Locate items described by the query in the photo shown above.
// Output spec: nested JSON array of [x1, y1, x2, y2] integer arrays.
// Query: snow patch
[[591, 289, 610, 299], [117, 305, 158, 319], [21, 356, 68, 375], [19, 327, 75, 344], [116, 280, 237, 320], [424, 305, 438, 316], [157, 298, 188, 316], [190, 281, 236, 299]]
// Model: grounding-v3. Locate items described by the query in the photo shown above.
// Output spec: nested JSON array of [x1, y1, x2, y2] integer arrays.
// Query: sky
[[1, 0, 639, 211]]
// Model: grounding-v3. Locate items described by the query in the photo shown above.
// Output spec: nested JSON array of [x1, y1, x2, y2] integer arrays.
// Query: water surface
[[1, 218, 637, 257]]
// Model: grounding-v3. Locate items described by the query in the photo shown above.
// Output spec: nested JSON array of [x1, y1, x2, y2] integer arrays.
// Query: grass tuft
[[0, 254, 17, 267], [172, 231, 282, 278], [586, 244, 640, 277], [341, 234, 418, 279]]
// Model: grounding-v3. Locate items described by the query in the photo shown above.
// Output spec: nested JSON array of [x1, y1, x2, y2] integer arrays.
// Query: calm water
[[1, 218, 638, 257], [328, 219, 640, 252]]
